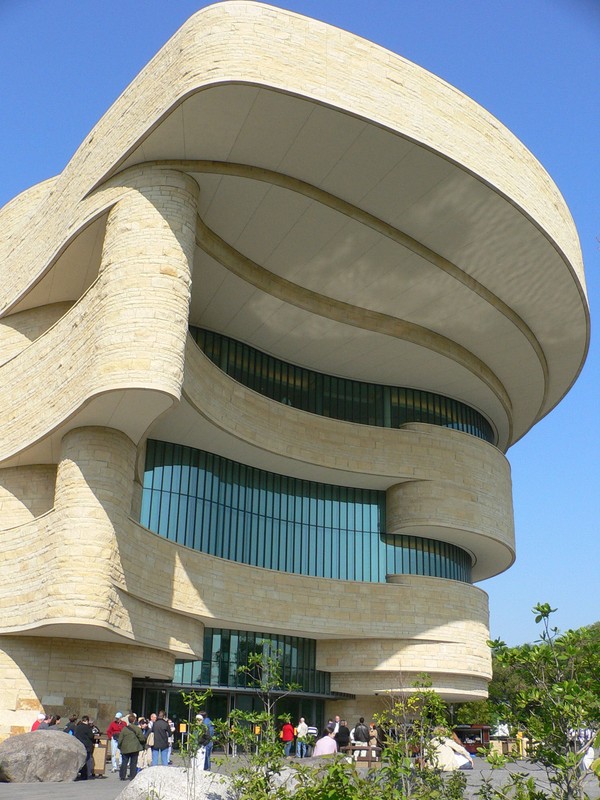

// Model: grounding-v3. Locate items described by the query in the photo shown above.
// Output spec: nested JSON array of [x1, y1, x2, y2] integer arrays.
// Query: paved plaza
[[0, 757, 598, 800]]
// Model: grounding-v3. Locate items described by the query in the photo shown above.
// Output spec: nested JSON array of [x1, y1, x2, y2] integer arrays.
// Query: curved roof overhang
[[104, 3, 588, 451], [1, 1, 588, 453]]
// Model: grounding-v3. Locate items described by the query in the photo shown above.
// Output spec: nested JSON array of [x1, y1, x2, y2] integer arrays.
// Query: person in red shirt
[[106, 712, 127, 773], [281, 720, 295, 757], [31, 713, 45, 731]]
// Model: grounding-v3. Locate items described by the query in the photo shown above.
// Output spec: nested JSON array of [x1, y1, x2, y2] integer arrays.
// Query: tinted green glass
[[174, 628, 331, 694], [191, 327, 494, 443], [141, 440, 471, 583]]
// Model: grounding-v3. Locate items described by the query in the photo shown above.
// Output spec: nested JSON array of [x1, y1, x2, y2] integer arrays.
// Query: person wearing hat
[[31, 713, 46, 731], [106, 712, 127, 773]]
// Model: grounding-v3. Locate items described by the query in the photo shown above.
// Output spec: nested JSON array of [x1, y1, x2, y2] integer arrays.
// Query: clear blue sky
[[1, 0, 598, 645]]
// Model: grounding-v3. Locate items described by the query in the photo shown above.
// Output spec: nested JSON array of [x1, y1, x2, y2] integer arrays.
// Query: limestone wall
[[0, 636, 173, 740], [184, 341, 514, 580]]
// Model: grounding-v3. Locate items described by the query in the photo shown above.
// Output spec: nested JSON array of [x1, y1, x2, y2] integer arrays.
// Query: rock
[[115, 765, 233, 800], [0, 730, 87, 782]]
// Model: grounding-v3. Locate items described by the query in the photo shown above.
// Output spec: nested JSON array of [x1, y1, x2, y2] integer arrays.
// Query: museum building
[[0, 2, 589, 738]]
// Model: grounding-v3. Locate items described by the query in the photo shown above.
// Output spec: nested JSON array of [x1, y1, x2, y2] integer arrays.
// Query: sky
[[1, 0, 598, 646]]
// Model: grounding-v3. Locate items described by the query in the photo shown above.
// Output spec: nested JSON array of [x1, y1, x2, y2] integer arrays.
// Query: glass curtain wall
[[141, 440, 472, 583], [190, 327, 494, 443], [174, 628, 331, 695]]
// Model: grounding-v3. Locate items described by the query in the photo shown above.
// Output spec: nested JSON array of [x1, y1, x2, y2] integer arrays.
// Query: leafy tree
[[489, 604, 600, 800], [227, 640, 300, 799], [372, 674, 451, 799], [454, 699, 498, 727], [237, 640, 300, 727], [178, 686, 213, 765]]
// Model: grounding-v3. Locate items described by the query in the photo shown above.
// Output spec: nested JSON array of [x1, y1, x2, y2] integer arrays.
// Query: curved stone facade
[[0, 2, 588, 739]]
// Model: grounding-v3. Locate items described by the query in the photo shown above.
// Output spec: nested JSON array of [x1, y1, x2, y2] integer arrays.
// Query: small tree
[[373, 674, 451, 799], [227, 640, 300, 799], [179, 687, 213, 766], [237, 640, 300, 728], [490, 604, 600, 800]]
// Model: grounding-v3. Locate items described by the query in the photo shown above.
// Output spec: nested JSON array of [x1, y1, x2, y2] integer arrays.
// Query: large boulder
[[0, 730, 87, 782], [116, 765, 232, 800]]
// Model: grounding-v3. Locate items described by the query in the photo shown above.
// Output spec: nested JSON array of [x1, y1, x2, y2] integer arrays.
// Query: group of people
[[31, 712, 102, 780], [106, 710, 178, 781], [281, 715, 381, 759], [281, 715, 475, 771], [107, 709, 213, 781], [30, 707, 214, 782]]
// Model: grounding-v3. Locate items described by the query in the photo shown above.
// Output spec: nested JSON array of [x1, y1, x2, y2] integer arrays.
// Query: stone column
[[52, 426, 136, 595], [93, 166, 199, 401], [0, 636, 174, 740]]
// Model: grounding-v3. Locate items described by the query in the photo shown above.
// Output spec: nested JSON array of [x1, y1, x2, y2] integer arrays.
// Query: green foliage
[[454, 700, 498, 727], [372, 675, 451, 799], [178, 687, 213, 763], [291, 757, 378, 800], [476, 770, 548, 800], [237, 640, 301, 730], [491, 605, 600, 800], [225, 640, 301, 796], [179, 612, 600, 800], [224, 669, 472, 800]]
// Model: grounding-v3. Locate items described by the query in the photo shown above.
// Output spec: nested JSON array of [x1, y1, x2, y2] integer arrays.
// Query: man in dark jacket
[[335, 719, 351, 751], [353, 717, 370, 743], [74, 716, 95, 780], [117, 715, 146, 781], [63, 714, 78, 735], [151, 710, 171, 766]]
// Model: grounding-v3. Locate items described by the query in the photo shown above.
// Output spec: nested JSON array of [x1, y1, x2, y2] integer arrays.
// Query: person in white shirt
[[427, 727, 473, 771], [296, 717, 309, 758]]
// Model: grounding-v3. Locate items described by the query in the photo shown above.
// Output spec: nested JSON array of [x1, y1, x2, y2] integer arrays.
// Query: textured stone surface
[[115, 766, 232, 800], [0, 731, 86, 783], [0, 0, 588, 744]]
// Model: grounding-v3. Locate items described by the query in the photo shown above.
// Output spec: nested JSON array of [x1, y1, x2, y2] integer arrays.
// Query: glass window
[[190, 327, 494, 442], [141, 441, 472, 583]]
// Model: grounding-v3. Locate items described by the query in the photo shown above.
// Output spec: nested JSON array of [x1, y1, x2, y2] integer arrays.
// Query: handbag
[[146, 731, 155, 747]]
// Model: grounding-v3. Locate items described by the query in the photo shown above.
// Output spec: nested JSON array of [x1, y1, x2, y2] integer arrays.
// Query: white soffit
[[116, 82, 586, 445]]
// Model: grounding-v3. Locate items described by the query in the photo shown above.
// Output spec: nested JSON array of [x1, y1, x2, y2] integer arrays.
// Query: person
[[31, 713, 45, 731], [47, 715, 62, 730], [136, 718, 152, 770], [167, 717, 176, 764], [106, 712, 127, 773], [281, 719, 295, 757], [368, 721, 381, 760], [312, 727, 338, 757], [117, 714, 146, 781], [192, 713, 212, 770], [427, 726, 473, 771], [198, 710, 214, 770], [352, 717, 369, 745], [63, 714, 78, 735], [74, 716, 96, 780], [37, 715, 51, 730], [306, 722, 318, 756], [335, 719, 351, 752], [351, 716, 369, 758], [332, 715, 341, 734], [151, 710, 171, 766], [296, 717, 309, 758]]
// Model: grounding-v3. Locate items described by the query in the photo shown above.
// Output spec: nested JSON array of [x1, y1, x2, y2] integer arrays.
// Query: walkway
[[0, 757, 598, 799]]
